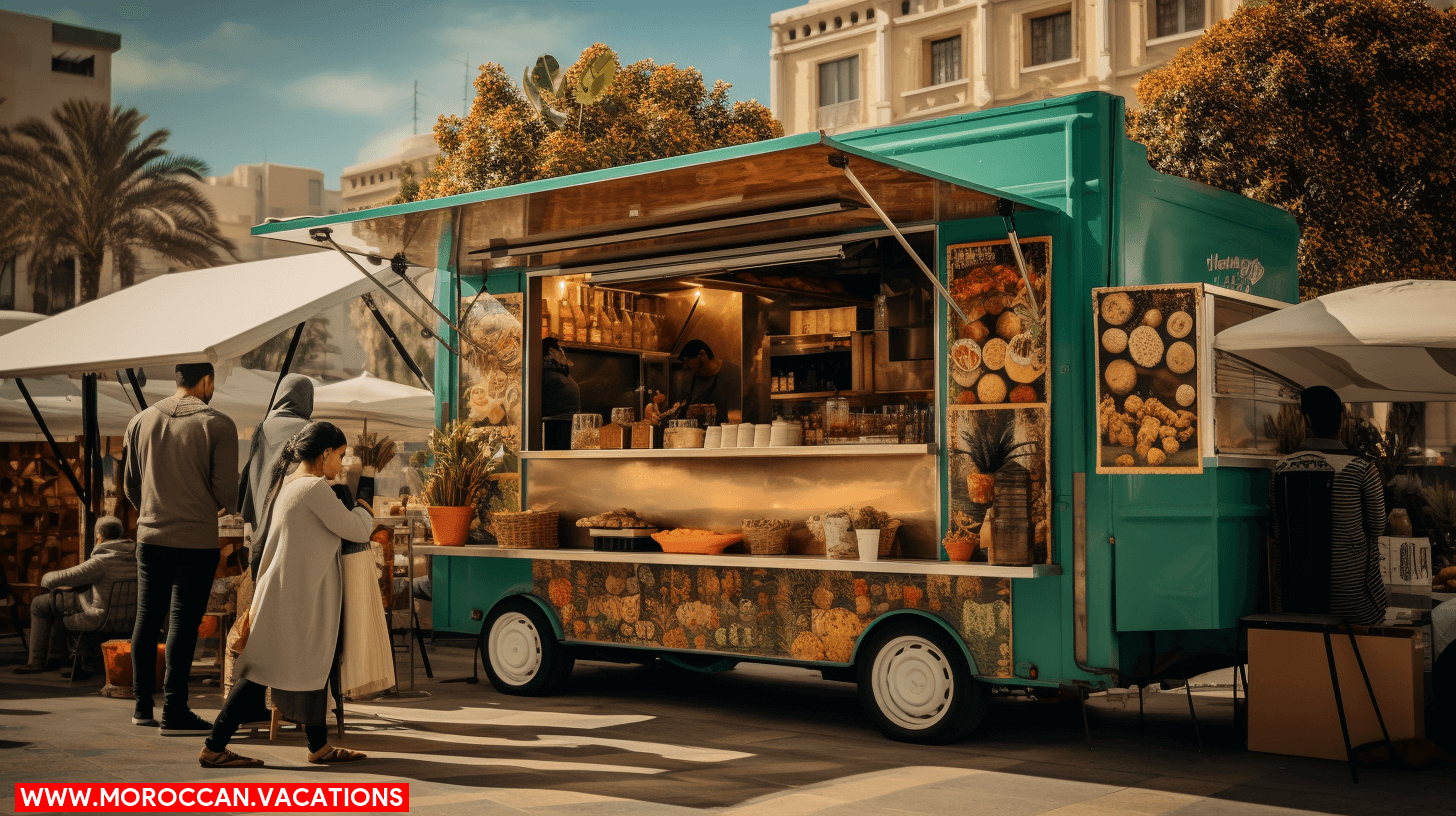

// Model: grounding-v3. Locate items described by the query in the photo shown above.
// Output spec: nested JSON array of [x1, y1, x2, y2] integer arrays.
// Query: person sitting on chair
[[14, 516, 137, 674]]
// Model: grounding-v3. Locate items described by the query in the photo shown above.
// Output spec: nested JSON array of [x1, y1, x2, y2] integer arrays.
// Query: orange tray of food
[[650, 529, 743, 555]]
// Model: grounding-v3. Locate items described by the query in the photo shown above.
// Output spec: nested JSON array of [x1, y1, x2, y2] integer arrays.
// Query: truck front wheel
[[856, 621, 987, 744], [481, 598, 574, 696]]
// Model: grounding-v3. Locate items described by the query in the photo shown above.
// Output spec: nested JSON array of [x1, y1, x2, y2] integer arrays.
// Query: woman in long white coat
[[199, 421, 373, 768]]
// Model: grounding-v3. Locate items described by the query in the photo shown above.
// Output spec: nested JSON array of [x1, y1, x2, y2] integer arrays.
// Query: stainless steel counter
[[416, 544, 1061, 578]]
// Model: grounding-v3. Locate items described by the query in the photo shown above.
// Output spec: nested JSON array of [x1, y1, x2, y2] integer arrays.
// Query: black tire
[[480, 598, 574, 696], [855, 619, 987, 744]]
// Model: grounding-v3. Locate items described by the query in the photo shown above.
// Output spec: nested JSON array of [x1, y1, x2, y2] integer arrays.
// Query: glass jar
[[571, 413, 603, 450], [826, 397, 850, 441], [610, 407, 636, 426]]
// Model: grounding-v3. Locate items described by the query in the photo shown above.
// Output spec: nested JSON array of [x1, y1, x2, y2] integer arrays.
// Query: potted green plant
[[962, 411, 1035, 505], [852, 506, 890, 563], [422, 421, 503, 546]]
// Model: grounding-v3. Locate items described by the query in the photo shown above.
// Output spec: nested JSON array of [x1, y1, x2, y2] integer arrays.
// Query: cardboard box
[[1247, 626, 1424, 761]]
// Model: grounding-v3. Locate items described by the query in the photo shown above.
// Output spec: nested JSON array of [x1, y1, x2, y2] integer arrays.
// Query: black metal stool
[[1238, 612, 1394, 782]]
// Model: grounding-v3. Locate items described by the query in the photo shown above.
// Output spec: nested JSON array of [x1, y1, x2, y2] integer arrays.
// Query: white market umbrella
[[313, 372, 434, 442], [1214, 280, 1456, 403]]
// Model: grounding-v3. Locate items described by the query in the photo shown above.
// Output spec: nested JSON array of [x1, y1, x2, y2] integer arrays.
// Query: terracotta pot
[[968, 473, 995, 505], [944, 538, 977, 562], [428, 506, 474, 547], [100, 640, 164, 698]]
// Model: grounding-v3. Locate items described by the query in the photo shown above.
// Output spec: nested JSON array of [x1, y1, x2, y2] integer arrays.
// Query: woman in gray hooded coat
[[238, 374, 313, 579]]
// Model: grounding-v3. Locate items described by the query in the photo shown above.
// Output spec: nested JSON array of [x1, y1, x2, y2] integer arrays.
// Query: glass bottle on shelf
[[646, 297, 662, 350], [606, 291, 624, 347], [624, 293, 640, 349], [558, 286, 576, 342], [569, 284, 586, 343], [587, 288, 604, 345]]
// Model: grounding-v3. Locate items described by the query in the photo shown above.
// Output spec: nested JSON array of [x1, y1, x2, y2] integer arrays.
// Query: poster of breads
[[1092, 284, 1202, 474], [459, 291, 523, 540], [946, 237, 1050, 408]]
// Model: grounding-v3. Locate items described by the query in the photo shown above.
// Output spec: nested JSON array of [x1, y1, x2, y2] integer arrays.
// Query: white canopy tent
[[0, 253, 428, 379], [312, 372, 435, 442], [1214, 280, 1456, 403], [0, 253, 438, 538]]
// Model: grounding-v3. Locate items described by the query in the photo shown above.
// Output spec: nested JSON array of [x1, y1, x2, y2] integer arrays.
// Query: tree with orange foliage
[[1129, 0, 1456, 299], [418, 43, 781, 200]]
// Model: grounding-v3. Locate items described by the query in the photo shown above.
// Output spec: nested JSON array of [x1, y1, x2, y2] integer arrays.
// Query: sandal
[[199, 748, 264, 769], [308, 744, 366, 764]]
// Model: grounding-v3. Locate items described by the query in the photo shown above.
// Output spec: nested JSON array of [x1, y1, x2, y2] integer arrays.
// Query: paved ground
[[2, 638, 1452, 815]]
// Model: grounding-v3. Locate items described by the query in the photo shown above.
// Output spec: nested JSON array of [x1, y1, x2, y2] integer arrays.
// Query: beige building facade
[[769, 0, 1238, 135], [0, 10, 120, 313], [340, 133, 439, 212]]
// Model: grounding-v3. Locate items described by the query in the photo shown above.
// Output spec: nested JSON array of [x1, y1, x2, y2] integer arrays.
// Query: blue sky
[[5, 0, 791, 185]]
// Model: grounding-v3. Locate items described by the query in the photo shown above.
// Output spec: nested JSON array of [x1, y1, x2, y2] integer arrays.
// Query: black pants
[[207, 679, 327, 753], [131, 544, 218, 716]]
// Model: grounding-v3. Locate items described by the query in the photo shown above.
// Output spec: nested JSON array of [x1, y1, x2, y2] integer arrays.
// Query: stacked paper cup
[[720, 424, 740, 448], [704, 425, 723, 449], [769, 420, 796, 447], [737, 423, 757, 448], [753, 423, 773, 448]]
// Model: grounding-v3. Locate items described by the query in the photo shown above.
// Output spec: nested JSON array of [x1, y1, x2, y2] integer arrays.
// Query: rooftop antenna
[[463, 53, 470, 115], [413, 80, 419, 135]]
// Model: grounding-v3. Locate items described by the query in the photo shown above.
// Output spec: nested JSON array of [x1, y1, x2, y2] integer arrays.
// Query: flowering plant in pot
[[852, 506, 890, 563], [422, 421, 504, 546]]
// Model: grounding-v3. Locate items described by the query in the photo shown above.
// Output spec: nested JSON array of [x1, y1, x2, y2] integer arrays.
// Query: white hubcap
[[871, 635, 955, 730], [489, 612, 543, 686]]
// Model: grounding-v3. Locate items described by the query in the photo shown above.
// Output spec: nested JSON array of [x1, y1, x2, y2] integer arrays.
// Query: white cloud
[[431, 8, 587, 78], [114, 54, 236, 92], [353, 123, 415, 165], [282, 71, 414, 117], [110, 21, 261, 92]]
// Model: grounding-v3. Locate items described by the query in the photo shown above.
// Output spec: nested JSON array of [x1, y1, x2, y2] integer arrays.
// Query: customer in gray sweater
[[13, 516, 137, 673], [123, 362, 238, 735]]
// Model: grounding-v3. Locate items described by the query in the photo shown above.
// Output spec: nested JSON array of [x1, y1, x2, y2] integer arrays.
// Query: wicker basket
[[742, 519, 791, 555], [878, 519, 902, 558], [489, 509, 560, 548]]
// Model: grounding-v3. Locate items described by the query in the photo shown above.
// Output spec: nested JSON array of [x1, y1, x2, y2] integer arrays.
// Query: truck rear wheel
[[856, 620, 987, 744], [481, 598, 574, 696]]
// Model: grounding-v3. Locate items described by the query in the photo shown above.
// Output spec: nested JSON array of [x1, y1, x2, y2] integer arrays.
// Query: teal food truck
[[254, 92, 1299, 744]]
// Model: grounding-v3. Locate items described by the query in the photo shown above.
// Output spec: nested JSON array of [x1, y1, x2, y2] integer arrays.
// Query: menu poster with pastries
[[1091, 284, 1203, 474], [459, 291, 524, 539], [945, 237, 1051, 409]]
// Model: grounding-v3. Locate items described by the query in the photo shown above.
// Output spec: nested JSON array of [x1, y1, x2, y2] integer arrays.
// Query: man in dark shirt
[[1268, 386, 1387, 625], [677, 339, 741, 425], [541, 337, 581, 421]]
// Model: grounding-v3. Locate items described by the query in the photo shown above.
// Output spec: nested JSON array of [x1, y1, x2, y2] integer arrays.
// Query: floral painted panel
[[532, 560, 1013, 678]]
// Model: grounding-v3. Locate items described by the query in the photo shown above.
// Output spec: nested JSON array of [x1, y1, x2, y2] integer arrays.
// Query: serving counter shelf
[[519, 443, 935, 460], [416, 543, 1060, 578]]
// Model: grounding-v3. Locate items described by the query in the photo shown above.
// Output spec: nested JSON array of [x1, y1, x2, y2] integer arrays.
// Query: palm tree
[[0, 99, 236, 308]]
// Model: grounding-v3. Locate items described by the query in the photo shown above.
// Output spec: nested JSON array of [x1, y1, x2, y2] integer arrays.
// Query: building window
[[818, 55, 860, 107], [51, 52, 95, 77], [1154, 0, 1205, 38], [866, 8, 875, 20], [803, 25, 811, 37], [351, 178, 357, 189], [1028, 10, 1072, 66], [308, 179, 322, 207], [929, 35, 962, 86], [369, 174, 376, 184], [0, 257, 15, 311], [789, 29, 796, 41], [850, 11, 859, 23]]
